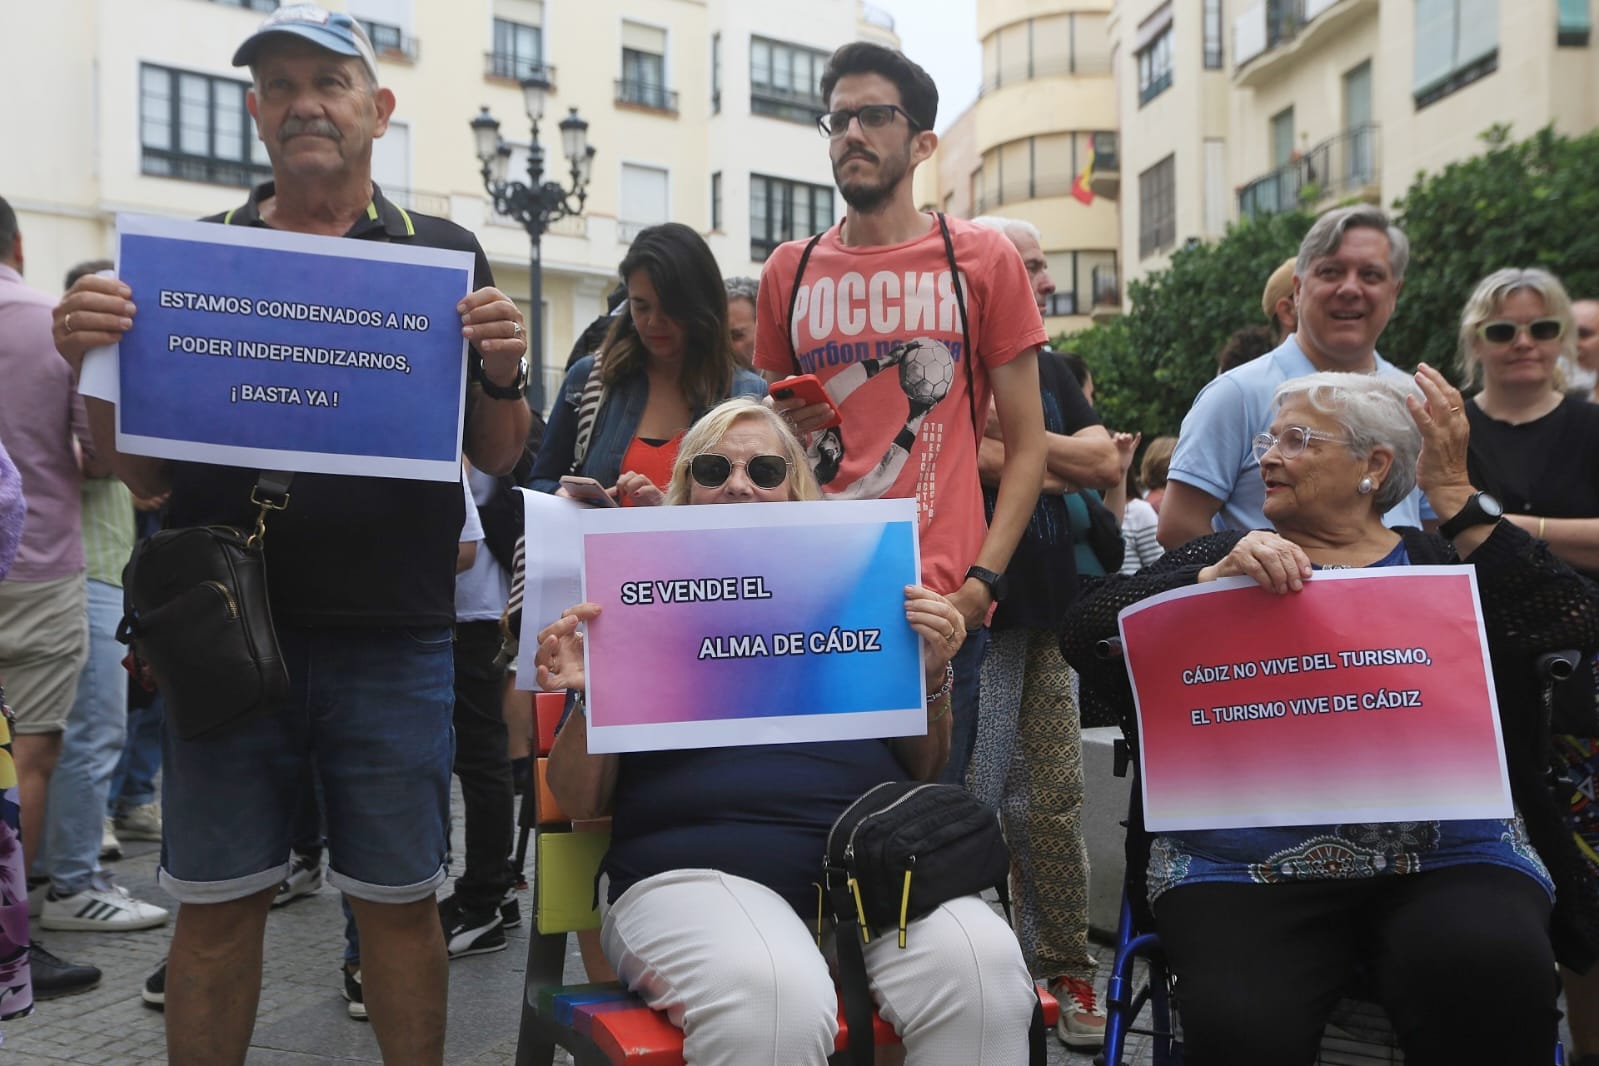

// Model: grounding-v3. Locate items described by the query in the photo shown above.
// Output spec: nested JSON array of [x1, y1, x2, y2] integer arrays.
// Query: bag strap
[[934, 213, 981, 447], [247, 470, 294, 549], [785, 229, 829, 375], [570, 354, 606, 472], [825, 872, 877, 1066]]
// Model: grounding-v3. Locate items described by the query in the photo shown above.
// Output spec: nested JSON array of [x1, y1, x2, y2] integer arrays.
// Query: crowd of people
[[2, 5, 1599, 1065]]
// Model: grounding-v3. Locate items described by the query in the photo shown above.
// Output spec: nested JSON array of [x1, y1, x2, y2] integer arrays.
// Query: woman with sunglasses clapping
[[1459, 269, 1599, 1066], [1459, 268, 1599, 580]]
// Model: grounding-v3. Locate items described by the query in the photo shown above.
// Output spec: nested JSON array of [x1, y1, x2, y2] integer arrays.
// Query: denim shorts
[[158, 625, 455, 905]]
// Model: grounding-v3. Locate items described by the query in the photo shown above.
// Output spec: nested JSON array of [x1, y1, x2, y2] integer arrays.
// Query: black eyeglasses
[[816, 104, 920, 139], [689, 453, 791, 489], [1477, 318, 1565, 344]]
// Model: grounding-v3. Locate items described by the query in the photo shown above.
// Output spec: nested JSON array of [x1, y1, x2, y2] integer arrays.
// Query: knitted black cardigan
[[1059, 521, 1599, 972]]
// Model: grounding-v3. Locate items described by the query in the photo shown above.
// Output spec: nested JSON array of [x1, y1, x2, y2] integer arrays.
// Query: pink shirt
[[0, 264, 88, 581], [755, 216, 1047, 595]]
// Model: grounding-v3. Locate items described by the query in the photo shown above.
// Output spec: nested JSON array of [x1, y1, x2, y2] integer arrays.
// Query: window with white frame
[[620, 163, 670, 243], [1138, 155, 1176, 259], [749, 174, 833, 260], [1413, 0, 1498, 107], [490, 18, 543, 81], [1136, 25, 1173, 105], [139, 63, 272, 188], [620, 22, 674, 111], [750, 36, 830, 124]]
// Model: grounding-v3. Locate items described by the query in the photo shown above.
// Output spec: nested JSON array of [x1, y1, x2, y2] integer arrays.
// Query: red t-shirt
[[755, 216, 1047, 594]]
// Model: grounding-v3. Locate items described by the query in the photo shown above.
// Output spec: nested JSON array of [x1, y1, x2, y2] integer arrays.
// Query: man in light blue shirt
[[1159, 206, 1429, 548]]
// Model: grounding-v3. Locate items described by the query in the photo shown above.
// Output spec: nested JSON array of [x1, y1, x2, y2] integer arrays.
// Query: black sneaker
[[343, 964, 367, 1021], [439, 899, 506, 959], [142, 959, 165, 1009], [500, 886, 521, 930], [30, 942, 101, 1000]]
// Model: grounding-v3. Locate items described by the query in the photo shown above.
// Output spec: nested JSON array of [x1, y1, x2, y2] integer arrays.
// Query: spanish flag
[[1071, 147, 1095, 205]]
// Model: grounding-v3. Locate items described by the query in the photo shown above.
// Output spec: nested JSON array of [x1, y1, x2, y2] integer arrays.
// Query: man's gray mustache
[[280, 120, 342, 142]]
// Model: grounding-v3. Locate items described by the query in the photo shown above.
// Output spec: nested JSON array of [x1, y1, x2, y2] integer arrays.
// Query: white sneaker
[[40, 878, 170, 931], [272, 851, 324, 907], [113, 802, 163, 842], [100, 818, 123, 861]]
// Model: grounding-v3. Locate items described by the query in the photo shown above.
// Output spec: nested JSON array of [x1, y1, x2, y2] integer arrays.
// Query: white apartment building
[[914, 0, 1122, 335], [1110, 0, 1599, 283], [0, 0, 896, 409]]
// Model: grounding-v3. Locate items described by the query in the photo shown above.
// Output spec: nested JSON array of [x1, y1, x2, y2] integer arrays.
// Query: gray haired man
[[1159, 206, 1429, 549]]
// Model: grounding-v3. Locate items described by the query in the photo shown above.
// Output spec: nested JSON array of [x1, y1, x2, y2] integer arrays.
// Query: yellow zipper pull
[[898, 870, 912, 949], [848, 877, 871, 943]]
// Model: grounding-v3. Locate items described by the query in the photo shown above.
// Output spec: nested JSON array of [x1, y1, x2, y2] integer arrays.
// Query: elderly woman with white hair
[[1060, 366, 1599, 1065]]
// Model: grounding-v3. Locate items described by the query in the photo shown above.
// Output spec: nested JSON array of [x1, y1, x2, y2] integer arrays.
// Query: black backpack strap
[[784, 230, 829, 375], [825, 874, 876, 1066], [934, 213, 981, 445]]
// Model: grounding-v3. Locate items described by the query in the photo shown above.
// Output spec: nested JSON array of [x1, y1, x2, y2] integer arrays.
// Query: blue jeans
[[937, 626, 989, 787], [157, 625, 455, 905], [108, 693, 163, 813], [38, 579, 128, 894]]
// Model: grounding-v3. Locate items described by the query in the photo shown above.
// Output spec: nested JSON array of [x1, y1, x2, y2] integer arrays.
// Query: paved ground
[[0, 792, 1115, 1065], [1, 792, 1568, 1064]]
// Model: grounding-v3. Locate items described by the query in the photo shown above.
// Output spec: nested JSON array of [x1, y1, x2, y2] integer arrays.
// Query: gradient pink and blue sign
[[1119, 566, 1511, 831], [581, 499, 925, 753]]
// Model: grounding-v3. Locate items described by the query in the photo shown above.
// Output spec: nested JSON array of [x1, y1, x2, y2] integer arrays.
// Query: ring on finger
[[512, 322, 524, 338], [64, 312, 75, 334]]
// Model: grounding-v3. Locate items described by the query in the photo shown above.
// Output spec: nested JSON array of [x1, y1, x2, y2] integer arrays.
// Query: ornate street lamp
[[471, 76, 595, 413]]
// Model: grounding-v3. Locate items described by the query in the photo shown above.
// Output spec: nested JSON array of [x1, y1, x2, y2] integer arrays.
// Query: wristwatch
[[479, 357, 530, 401], [965, 564, 1009, 602], [1438, 491, 1504, 539]]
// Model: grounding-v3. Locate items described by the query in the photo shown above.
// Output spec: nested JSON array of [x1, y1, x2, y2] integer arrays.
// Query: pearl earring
[[1357, 476, 1374, 495]]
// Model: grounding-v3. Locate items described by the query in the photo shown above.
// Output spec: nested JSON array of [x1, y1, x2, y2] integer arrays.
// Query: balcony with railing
[[484, 54, 556, 89], [615, 79, 678, 114], [1234, 0, 1363, 82], [1237, 123, 1379, 221], [359, 19, 419, 63], [1089, 131, 1119, 200], [750, 83, 826, 125]]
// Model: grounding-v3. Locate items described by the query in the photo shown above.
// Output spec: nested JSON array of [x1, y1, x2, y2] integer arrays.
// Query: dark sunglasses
[[816, 104, 920, 139], [1477, 318, 1565, 344], [689, 453, 791, 489]]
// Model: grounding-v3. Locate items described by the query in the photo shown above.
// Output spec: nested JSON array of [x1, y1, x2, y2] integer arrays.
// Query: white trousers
[[600, 868, 1036, 1066]]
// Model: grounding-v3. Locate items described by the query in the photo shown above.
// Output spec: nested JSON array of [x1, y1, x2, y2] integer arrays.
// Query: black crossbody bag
[[117, 471, 292, 740], [822, 781, 1045, 1065]]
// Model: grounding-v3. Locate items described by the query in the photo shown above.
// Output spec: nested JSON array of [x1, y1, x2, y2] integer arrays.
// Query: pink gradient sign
[[1118, 567, 1510, 831], [579, 498, 925, 753]]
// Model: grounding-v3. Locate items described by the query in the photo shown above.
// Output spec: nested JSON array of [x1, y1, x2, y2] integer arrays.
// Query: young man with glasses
[[1159, 206, 1430, 551], [756, 42, 1047, 788]]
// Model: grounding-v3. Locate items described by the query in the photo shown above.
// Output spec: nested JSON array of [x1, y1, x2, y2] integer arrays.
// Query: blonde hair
[[663, 398, 821, 505], [1457, 267, 1576, 390], [1139, 436, 1177, 491]]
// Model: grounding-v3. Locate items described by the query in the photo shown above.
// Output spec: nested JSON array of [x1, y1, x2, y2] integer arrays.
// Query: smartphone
[[769, 373, 843, 430], [558, 475, 618, 507]]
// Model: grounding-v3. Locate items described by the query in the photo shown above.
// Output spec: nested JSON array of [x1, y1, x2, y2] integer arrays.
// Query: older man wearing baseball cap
[[54, 5, 531, 1064]]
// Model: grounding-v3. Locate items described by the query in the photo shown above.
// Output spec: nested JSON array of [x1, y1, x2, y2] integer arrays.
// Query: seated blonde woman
[[537, 398, 1035, 1065]]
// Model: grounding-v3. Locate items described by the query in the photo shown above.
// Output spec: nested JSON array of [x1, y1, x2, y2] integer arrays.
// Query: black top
[[163, 182, 493, 627], [1466, 395, 1599, 563], [985, 350, 1102, 630]]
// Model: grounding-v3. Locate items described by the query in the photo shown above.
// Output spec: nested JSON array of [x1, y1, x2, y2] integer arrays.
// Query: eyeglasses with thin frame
[[1251, 425, 1351, 464], [816, 104, 921, 139], [1477, 318, 1565, 345], [689, 453, 791, 490]]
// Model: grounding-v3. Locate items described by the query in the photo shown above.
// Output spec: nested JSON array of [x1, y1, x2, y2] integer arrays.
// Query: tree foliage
[[1384, 124, 1599, 377], [1064, 125, 1599, 438], [1060, 210, 1315, 438]]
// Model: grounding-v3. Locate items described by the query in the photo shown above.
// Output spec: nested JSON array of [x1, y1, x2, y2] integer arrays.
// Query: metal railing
[[360, 20, 419, 62], [1238, 123, 1379, 221], [615, 79, 678, 113], [750, 84, 825, 124], [484, 54, 556, 86]]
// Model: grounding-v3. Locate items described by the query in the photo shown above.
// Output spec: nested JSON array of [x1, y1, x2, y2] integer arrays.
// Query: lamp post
[[471, 74, 595, 414]]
